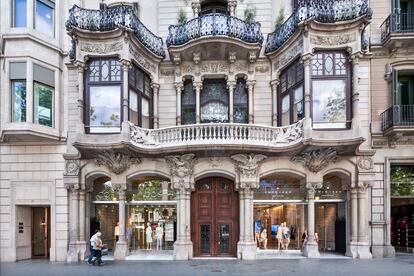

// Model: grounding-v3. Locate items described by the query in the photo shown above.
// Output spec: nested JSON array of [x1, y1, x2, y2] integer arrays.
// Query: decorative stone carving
[[193, 53, 200, 64], [182, 65, 194, 74], [64, 182, 80, 191], [255, 65, 270, 73], [234, 61, 248, 72], [165, 154, 197, 193], [95, 151, 141, 174], [357, 156, 374, 171], [358, 181, 373, 193], [271, 119, 303, 144], [231, 154, 267, 179], [292, 147, 338, 173], [129, 123, 158, 145], [129, 46, 157, 73], [310, 33, 356, 46], [229, 52, 236, 63], [249, 51, 257, 63], [80, 41, 123, 54], [200, 62, 228, 73], [273, 39, 303, 71], [307, 182, 323, 197], [160, 69, 174, 76], [209, 156, 222, 168], [64, 160, 81, 176]]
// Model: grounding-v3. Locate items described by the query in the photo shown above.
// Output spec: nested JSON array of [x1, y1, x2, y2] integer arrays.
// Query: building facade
[[0, 0, 413, 262]]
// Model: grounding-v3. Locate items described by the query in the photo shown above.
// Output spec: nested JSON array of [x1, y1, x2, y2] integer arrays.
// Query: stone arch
[[194, 169, 236, 182]]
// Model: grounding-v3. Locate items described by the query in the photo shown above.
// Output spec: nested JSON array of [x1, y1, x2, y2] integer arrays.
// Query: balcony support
[[175, 82, 184, 125], [227, 80, 236, 123], [247, 80, 256, 124], [194, 81, 202, 124]]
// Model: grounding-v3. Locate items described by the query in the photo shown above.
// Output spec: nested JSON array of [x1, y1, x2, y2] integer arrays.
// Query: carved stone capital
[[248, 51, 257, 63], [270, 79, 280, 89], [301, 53, 313, 67], [231, 154, 266, 189], [229, 52, 237, 63], [173, 54, 181, 65], [307, 182, 323, 197], [193, 52, 201, 64], [64, 160, 81, 176], [151, 82, 160, 92], [95, 151, 141, 175], [64, 182, 80, 192], [165, 154, 197, 193], [292, 147, 338, 173], [358, 181, 373, 193], [246, 80, 256, 90], [174, 82, 184, 92], [120, 59, 131, 71], [193, 80, 203, 90], [357, 156, 374, 171], [74, 61, 86, 72], [350, 52, 363, 65], [226, 80, 237, 90], [191, 1, 201, 16]]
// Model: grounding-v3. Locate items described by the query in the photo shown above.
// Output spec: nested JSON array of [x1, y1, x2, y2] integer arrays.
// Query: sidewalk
[[1, 254, 413, 276]]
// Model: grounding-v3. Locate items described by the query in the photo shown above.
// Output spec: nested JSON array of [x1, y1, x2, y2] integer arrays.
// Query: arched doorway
[[191, 177, 239, 257]]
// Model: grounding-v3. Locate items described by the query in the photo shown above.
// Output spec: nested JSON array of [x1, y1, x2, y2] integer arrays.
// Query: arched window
[[181, 80, 196, 125], [278, 59, 304, 126], [129, 64, 153, 128], [234, 77, 248, 123], [201, 79, 229, 123], [86, 58, 122, 133], [200, 0, 229, 15], [311, 52, 351, 129]]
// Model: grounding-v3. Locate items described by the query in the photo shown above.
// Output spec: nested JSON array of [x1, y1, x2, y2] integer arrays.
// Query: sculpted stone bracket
[[231, 154, 267, 191], [64, 160, 81, 177], [291, 147, 338, 173], [165, 154, 197, 193], [95, 150, 141, 175]]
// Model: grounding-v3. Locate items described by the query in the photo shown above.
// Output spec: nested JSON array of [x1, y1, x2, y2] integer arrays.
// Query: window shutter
[[10, 62, 27, 80], [33, 64, 55, 87]]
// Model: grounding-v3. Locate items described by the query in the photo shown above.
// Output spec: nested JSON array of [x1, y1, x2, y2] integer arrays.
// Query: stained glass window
[[201, 79, 229, 123], [181, 80, 196, 125], [233, 78, 248, 123]]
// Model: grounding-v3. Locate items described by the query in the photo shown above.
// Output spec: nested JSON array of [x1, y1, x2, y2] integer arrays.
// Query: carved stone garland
[[291, 147, 338, 173], [95, 151, 141, 175]]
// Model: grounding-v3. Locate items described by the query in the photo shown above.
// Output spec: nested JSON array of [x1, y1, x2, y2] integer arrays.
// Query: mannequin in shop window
[[276, 223, 283, 250], [146, 222, 153, 250], [156, 223, 163, 251], [282, 222, 291, 250], [260, 229, 268, 249], [114, 222, 120, 242]]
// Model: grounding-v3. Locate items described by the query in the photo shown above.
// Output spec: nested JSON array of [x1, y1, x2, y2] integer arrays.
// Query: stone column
[[301, 54, 312, 135], [231, 154, 267, 260], [246, 80, 256, 124], [270, 79, 279, 126], [152, 83, 160, 128], [165, 154, 197, 260], [175, 82, 184, 125], [346, 187, 359, 258], [75, 61, 86, 134], [67, 187, 80, 262], [357, 182, 372, 259], [350, 54, 362, 136], [228, 0, 237, 16], [194, 81, 202, 124], [227, 80, 236, 123], [114, 188, 128, 260], [121, 60, 131, 124], [303, 183, 321, 258], [78, 190, 87, 260]]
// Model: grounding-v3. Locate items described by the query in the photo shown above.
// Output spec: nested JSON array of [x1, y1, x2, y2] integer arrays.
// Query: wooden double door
[[191, 177, 239, 257]]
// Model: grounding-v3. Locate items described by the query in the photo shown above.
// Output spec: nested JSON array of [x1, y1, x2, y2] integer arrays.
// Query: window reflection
[[89, 86, 121, 133], [201, 79, 229, 123], [35, 0, 54, 37], [34, 82, 54, 127]]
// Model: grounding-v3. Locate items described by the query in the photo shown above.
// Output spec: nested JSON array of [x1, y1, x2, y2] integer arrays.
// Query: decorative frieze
[[129, 122, 158, 145], [160, 69, 174, 76], [64, 160, 81, 176], [310, 33, 356, 46], [255, 65, 270, 73], [95, 151, 141, 174], [80, 41, 123, 54], [273, 39, 303, 71], [292, 147, 338, 173], [129, 45, 157, 73], [200, 62, 228, 73]]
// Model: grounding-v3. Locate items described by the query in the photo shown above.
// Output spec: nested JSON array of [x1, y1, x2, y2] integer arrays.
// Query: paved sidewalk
[[1, 253, 413, 276]]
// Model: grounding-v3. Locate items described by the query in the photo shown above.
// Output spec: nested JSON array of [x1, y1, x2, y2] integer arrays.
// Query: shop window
[[391, 165, 414, 197], [86, 59, 122, 133], [129, 64, 153, 128], [13, 0, 27, 27], [33, 64, 55, 127], [311, 52, 351, 129], [201, 79, 229, 123], [10, 62, 27, 122], [35, 0, 54, 37], [278, 59, 304, 126], [181, 80, 196, 125], [234, 78, 248, 123]]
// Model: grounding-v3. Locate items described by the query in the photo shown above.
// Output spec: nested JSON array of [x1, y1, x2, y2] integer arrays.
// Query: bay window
[[35, 0, 54, 37], [129, 64, 153, 128], [10, 62, 27, 122], [181, 80, 196, 125], [311, 52, 351, 129], [33, 64, 54, 127], [278, 59, 304, 126], [86, 59, 122, 133], [234, 78, 248, 124]]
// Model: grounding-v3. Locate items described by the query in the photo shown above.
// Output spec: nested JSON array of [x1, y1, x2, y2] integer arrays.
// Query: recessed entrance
[[32, 207, 50, 259], [191, 177, 239, 257]]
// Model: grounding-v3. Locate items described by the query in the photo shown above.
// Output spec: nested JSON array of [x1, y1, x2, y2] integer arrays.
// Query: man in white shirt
[[87, 230, 100, 265]]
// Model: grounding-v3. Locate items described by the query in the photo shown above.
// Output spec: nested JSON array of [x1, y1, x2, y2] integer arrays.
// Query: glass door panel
[[32, 207, 48, 258], [219, 224, 230, 254], [200, 224, 211, 254]]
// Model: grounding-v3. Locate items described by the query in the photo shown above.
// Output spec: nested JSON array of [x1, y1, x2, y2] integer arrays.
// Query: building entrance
[[32, 207, 50, 259], [191, 177, 239, 257]]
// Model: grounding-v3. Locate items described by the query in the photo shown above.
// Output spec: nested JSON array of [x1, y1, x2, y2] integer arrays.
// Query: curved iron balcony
[[265, 0, 372, 54], [129, 120, 303, 149], [167, 13, 263, 47], [66, 5, 165, 58]]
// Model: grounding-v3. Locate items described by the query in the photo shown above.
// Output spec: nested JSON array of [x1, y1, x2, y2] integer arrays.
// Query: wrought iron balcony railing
[[265, 0, 372, 54], [66, 5, 165, 58], [380, 13, 414, 43], [129, 120, 303, 148], [166, 13, 263, 47], [381, 105, 414, 131]]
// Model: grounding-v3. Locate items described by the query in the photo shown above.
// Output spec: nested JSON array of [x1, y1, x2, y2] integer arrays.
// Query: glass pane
[[101, 61, 110, 81], [293, 85, 304, 122], [136, 70, 144, 92], [32, 208, 47, 257], [281, 94, 290, 126], [255, 176, 304, 200], [335, 53, 348, 75], [219, 224, 230, 254], [141, 97, 150, 128], [12, 81, 27, 122], [234, 80, 248, 105], [312, 80, 347, 128], [89, 85, 121, 133], [201, 80, 228, 123], [14, 0, 27, 27], [110, 60, 121, 81], [182, 108, 196, 125], [390, 165, 414, 197], [325, 54, 334, 75], [144, 76, 151, 96], [312, 53, 323, 76], [35, 0, 54, 36], [200, 224, 211, 254], [287, 66, 295, 88], [131, 180, 176, 201], [234, 107, 248, 124], [34, 82, 53, 127], [89, 61, 100, 82], [129, 90, 138, 125]]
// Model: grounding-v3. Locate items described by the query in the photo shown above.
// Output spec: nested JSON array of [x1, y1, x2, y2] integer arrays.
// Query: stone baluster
[[165, 154, 197, 260]]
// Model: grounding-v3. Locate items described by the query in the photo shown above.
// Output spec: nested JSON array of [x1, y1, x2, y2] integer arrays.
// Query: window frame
[[33, 80, 54, 127], [85, 58, 124, 134], [11, 79, 27, 123], [128, 63, 153, 129], [34, 0, 55, 37], [233, 77, 249, 124], [277, 58, 304, 126], [310, 51, 352, 130], [181, 79, 196, 125], [200, 78, 230, 124]]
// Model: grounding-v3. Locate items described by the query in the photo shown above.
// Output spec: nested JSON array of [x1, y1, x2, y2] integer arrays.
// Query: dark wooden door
[[191, 177, 239, 257]]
